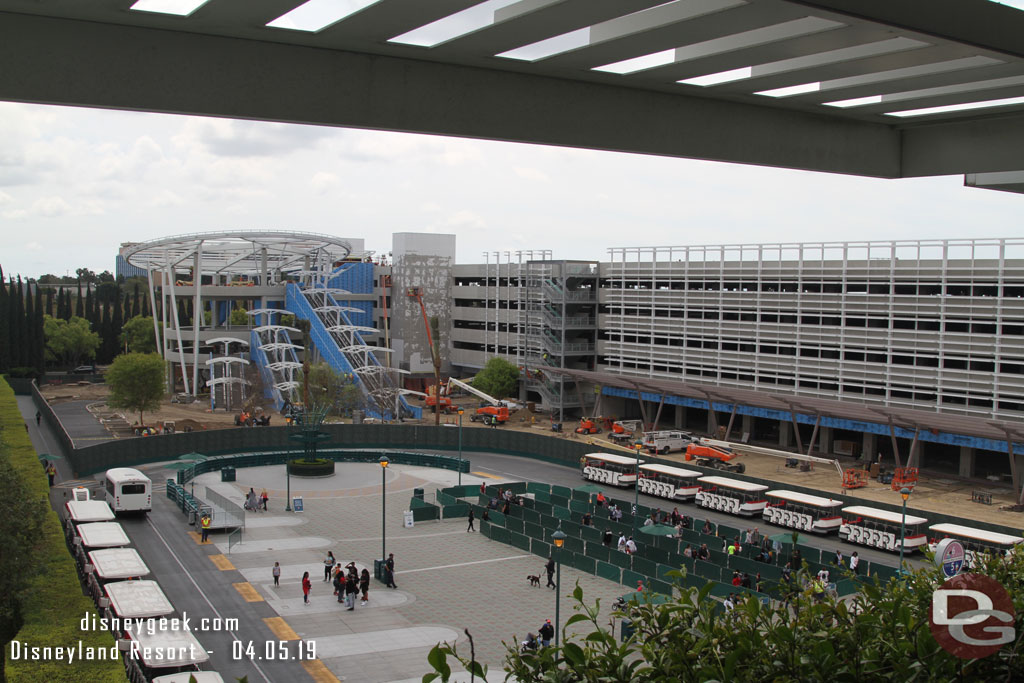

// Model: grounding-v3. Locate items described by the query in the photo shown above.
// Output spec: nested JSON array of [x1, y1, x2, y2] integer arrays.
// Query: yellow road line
[[232, 582, 264, 602], [302, 659, 341, 683], [263, 617, 300, 641], [472, 471, 502, 479], [209, 554, 235, 571]]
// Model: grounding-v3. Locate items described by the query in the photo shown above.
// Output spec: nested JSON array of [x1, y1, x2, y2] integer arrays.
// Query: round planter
[[287, 458, 335, 477]]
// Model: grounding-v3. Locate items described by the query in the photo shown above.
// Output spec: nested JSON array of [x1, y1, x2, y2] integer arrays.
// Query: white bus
[[839, 505, 929, 552], [76, 522, 131, 549], [928, 523, 1024, 568], [152, 674, 225, 683], [120, 627, 210, 683], [103, 580, 175, 625], [86, 548, 151, 604], [105, 468, 152, 513], [695, 476, 769, 517], [581, 452, 644, 487], [763, 490, 843, 534], [637, 463, 703, 501]]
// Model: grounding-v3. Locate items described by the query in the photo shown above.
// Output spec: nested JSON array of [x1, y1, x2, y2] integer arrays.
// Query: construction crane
[[405, 287, 442, 425], [447, 377, 512, 425]]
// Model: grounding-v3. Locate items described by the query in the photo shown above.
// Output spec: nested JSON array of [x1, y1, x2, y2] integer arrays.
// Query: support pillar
[[806, 414, 821, 456], [674, 405, 684, 429], [958, 446, 975, 478], [862, 432, 877, 463], [741, 414, 753, 442], [779, 421, 791, 448], [819, 426, 832, 455], [724, 404, 738, 441]]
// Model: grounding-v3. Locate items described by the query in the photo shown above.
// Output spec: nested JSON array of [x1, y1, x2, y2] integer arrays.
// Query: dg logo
[[929, 573, 1016, 659]]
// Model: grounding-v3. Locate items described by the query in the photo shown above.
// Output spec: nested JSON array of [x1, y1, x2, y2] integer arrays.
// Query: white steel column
[[165, 253, 190, 395], [146, 266, 161, 358], [192, 245, 203, 397]]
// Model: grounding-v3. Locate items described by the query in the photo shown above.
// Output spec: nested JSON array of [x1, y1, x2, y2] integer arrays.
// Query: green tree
[[426, 548, 1024, 683], [120, 315, 161, 354], [306, 362, 362, 417], [106, 352, 166, 425], [472, 357, 519, 399], [43, 315, 100, 368], [229, 306, 249, 326]]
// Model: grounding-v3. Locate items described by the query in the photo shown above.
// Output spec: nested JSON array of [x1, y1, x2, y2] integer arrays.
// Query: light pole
[[633, 442, 642, 542], [898, 486, 911, 575], [380, 455, 390, 564], [457, 408, 464, 487], [552, 530, 566, 647]]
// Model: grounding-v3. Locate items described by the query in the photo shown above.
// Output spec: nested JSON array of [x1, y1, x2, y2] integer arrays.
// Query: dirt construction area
[[40, 382, 1024, 530]]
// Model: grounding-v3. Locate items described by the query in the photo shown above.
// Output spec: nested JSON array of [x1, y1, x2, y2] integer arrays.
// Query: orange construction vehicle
[[575, 417, 601, 435], [471, 405, 509, 425], [425, 395, 456, 414], [608, 420, 642, 445], [685, 441, 746, 474]]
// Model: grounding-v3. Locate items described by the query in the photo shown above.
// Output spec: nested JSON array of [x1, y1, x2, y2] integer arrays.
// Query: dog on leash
[[527, 574, 541, 587]]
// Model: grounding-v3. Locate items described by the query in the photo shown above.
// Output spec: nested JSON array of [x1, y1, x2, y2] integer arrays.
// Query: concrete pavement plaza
[[198, 461, 628, 682]]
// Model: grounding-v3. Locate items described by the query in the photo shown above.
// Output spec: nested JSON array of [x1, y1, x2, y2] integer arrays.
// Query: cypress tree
[[24, 282, 36, 371], [75, 280, 84, 318], [45, 286, 54, 318], [85, 287, 96, 327], [132, 283, 141, 320], [0, 268, 8, 373], [98, 303, 111, 364], [111, 289, 124, 358], [14, 276, 27, 367], [33, 283, 44, 373]]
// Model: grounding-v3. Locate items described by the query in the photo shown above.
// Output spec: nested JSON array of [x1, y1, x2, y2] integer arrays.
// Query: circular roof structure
[[124, 231, 356, 277]]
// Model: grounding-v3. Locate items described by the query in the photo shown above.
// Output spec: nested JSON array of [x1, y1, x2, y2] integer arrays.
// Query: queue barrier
[[597, 561, 621, 583], [531, 538, 551, 558]]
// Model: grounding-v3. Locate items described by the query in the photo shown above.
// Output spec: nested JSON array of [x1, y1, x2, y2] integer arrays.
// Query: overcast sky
[[2, 100, 1022, 279]]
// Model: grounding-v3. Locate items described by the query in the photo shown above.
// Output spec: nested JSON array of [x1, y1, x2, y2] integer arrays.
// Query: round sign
[[929, 573, 1016, 659], [934, 538, 965, 579]]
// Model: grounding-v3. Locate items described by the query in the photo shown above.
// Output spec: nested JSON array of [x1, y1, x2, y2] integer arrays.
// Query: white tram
[[581, 452, 644, 486], [637, 463, 703, 501], [694, 476, 769, 517], [839, 505, 929, 552], [763, 490, 843, 533], [928, 523, 1024, 568]]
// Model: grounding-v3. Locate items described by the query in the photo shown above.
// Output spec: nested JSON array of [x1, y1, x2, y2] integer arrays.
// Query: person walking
[[849, 551, 860, 575], [272, 562, 281, 587], [261, 488, 269, 511], [545, 556, 556, 589], [333, 568, 345, 602], [324, 552, 336, 581], [46, 462, 56, 487], [345, 565, 359, 611], [200, 512, 211, 543], [538, 619, 554, 647], [467, 508, 475, 532], [302, 571, 311, 604], [360, 568, 370, 605], [35, 411, 41, 426], [385, 553, 397, 588]]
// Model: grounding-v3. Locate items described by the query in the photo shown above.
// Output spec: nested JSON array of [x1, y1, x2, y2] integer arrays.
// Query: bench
[[971, 491, 993, 505]]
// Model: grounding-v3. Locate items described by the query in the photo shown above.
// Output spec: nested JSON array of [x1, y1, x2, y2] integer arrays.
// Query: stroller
[[244, 492, 261, 512], [520, 634, 539, 654]]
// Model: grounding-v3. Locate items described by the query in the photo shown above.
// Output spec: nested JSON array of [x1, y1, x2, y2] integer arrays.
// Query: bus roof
[[639, 463, 703, 478], [697, 476, 768, 492], [766, 490, 842, 508], [88, 548, 151, 580], [583, 452, 644, 466], [67, 499, 115, 523], [129, 628, 209, 668], [929, 523, 1024, 546], [152, 673, 225, 683], [842, 506, 928, 525], [77, 522, 130, 548], [105, 580, 174, 619], [106, 467, 151, 482]]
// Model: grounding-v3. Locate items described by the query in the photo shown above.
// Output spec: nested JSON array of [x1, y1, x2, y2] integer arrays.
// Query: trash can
[[374, 558, 385, 581], [620, 619, 634, 641], [221, 467, 236, 482], [404, 510, 414, 528], [413, 488, 424, 501]]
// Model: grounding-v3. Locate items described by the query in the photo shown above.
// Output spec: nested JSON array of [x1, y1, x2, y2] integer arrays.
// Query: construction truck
[[575, 417, 601, 434], [685, 441, 746, 473], [608, 420, 642, 445], [447, 377, 513, 425], [641, 430, 695, 454]]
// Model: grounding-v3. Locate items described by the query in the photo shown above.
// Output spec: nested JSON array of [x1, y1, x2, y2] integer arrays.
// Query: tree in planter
[[106, 352, 166, 426], [307, 362, 362, 418], [424, 548, 1024, 683], [472, 357, 519, 400], [43, 314, 100, 368]]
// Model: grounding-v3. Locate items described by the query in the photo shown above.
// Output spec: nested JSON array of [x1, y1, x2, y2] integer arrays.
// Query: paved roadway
[[19, 396, 916, 682]]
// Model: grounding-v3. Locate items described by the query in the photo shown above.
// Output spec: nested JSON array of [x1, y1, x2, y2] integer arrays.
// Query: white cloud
[[0, 190, 12, 205], [32, 196, 72, 217], [3, 209, 28, 220], [513, 166, 549, 182], [24, 241, 43, 251], [310, 171, 342, 194]]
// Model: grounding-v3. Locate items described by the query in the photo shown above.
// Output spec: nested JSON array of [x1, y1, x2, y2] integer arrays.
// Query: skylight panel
[[681, 67, 752, 86], [267, 0, 382, 32], [130, 0, 211, 16], [497, 28, 590, 62], [886, 95, 1024, 117], [390, 0, 525, 47], [594, 49, 676, 75], [823, 95, 883, 108], [755, 82, 821, 97], [989, 1, 1024, 10]]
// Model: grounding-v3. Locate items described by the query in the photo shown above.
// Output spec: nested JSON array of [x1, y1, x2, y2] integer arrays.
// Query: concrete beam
[[0, 11, 901, 178]]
